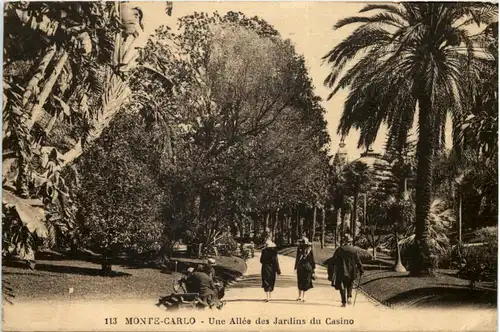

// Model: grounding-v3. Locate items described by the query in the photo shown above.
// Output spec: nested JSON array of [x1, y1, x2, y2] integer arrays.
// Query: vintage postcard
[[2, 1, 498, 331]]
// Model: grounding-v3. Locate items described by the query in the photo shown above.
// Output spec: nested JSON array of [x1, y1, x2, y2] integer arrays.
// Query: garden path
[[3, 253, 496, 331]]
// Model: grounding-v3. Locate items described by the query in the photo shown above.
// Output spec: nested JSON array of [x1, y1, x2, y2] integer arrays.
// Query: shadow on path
[[224, 298, 338, 307], [230, 274, 331, 289]]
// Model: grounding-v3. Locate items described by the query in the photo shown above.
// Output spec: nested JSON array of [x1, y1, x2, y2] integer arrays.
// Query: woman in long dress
[[294, 239, 315, 302], [260, 240, 281, 302]]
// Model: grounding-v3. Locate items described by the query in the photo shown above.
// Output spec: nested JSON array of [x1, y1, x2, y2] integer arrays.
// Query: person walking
[[260, 240, 281, 302], [328, 235, 364, 307], [294, 238, 315, 302]]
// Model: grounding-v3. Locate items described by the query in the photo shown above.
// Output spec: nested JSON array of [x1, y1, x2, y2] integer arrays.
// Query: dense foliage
[[75, 12, 332, 261], [323, 2, 498, 275], [2, 2, 150, 264], [3, 2, 497, 287]]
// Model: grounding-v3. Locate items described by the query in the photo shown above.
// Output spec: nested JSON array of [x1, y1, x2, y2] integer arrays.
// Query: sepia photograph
[[1, 1, 498, 331]]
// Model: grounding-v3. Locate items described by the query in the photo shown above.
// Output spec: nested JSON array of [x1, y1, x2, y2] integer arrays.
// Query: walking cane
[[352, 274, 362, 307]]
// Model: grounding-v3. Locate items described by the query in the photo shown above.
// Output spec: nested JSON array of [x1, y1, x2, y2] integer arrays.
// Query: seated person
[[184, 265, 221, 307], [205, 258, 217, 280], [181, 267, 196, 293]]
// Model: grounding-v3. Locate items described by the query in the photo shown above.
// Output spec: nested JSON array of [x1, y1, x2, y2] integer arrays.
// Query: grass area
[[3, 259, 182, 302], [279, 243, 336, 265], [279, 242, 497, 309], [360, 269, 497, 309], [3, 252, 246, 303], [279, 243, 374, 266]]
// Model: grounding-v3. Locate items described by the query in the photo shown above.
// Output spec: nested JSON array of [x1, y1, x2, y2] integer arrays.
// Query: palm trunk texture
[[411, 91, 436, 276]]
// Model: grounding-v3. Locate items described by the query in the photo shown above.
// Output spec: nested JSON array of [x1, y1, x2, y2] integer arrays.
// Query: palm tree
[[323, 3, 497, 276]]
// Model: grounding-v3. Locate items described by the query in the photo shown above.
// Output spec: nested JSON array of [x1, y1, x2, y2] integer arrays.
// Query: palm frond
[[333, 13, 406, 30], [322, 25, 392, 90], [359, 4, 409, 20]]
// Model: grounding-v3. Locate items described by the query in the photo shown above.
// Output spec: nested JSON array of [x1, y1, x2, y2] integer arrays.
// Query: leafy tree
[[323, 3, 498, 276], [458, 21, 498, 163], [132, 11, 330, 252], [76, 112, 167, 273]]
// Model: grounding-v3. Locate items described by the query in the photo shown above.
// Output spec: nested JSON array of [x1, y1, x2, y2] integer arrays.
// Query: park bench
[[156, 292, 208, 310]]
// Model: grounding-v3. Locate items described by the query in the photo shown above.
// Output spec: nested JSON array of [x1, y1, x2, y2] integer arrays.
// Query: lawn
[[360, 268, 497, 309], [279, 243, 336, 265], [279, 243, 497, 309], [3, 252, 246, 303]]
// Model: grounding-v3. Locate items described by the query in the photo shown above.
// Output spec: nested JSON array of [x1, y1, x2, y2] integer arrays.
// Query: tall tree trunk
[[321, 206, 326, 249], [335, 208, 341, 247], [253, 216, 258, 240], [299, 218, 304, 240], [279, 209, 285, 245], [351, 193, 358, 244], [363, 193, 367, 228], [272, 208, 279, 242], [295, 209, 300, 241], [340, 208, 346, 245], [312, 203, 317, 243], [394, 228, 406, 272], [287, 216, 291, 244], [411, 91, 435, 277], [265, 212, 270, 233], [370, 226, 377, 259], [261, 214, 266, 238], [458, 192, 462, 246]]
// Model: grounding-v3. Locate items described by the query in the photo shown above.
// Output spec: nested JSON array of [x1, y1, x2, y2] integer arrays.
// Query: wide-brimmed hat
[[207, 258, 217, 265], [299, 237, 311, 246], [298, 236, 308, 243], [265, 240, 276, 248], [343, 234, 353, 243]]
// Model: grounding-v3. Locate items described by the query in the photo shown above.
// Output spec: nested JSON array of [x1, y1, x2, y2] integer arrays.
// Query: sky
[[132, 1, 452, 160]]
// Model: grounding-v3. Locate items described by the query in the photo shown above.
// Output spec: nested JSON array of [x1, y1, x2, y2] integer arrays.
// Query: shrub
[[457, 227, 498, 282], [458, 245, 497, 282], [222, 236, 240, 256], [400, 199, 454, 269], [357, 248, 374, 262], [355, 234, 371, 250]]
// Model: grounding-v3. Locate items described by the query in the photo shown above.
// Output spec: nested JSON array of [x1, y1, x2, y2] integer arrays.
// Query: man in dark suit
[[185, 265, 221, 308], [328, 235, 364, 307]]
